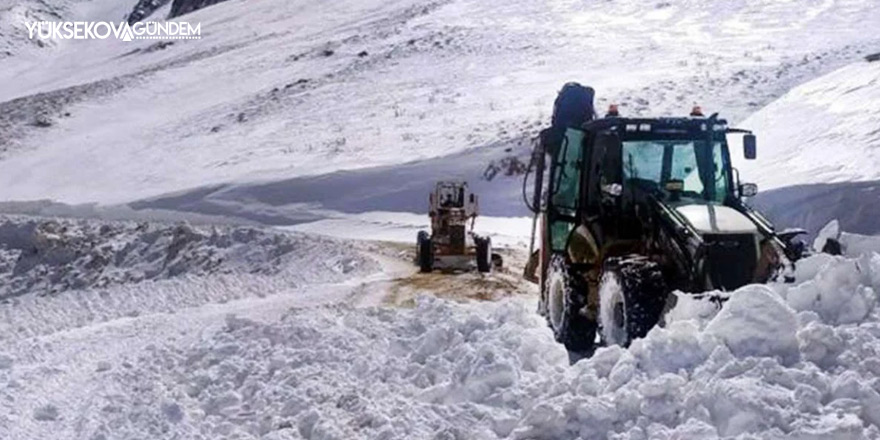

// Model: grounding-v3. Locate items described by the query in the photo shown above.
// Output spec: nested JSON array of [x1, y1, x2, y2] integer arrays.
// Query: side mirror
[[740, 182, 758, 198], [743, 134, 757, 160]]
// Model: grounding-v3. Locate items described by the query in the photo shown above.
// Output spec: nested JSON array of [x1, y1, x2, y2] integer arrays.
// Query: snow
[[737, 60, 880, 191], [286, 211, 533, 249], [2, 224, 880, 439], [598, 270, 626, 346], [841, 232, 880, 258], [784, 256, 878, 325], [2, 0, 880, 439], [0, 215, 381, 339], [1, 0, 879, 208], [704, 285, 800, 365], [814, 219, 842, 253], [739, 61, 880, 236]]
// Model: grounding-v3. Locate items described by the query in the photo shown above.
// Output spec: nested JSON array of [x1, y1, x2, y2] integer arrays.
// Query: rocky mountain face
[[169, 0, 229, 19], [127, 0, 172, 24]]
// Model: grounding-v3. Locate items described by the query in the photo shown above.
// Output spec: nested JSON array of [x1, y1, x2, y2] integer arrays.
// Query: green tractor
[[523, 84, 808, 352]]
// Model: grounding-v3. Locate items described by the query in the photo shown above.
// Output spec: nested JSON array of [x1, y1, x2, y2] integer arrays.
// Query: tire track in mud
[[349, 242, 534, 307]]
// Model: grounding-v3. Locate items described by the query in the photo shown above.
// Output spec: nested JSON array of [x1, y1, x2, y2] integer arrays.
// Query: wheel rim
[[548, 276, 565, 330], [599, 272, 628, 346]]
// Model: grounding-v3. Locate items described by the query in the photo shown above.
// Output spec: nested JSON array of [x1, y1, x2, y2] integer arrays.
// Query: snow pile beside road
[[841, 231, 880, 259], [0, 215, 370, 299], [785, 255, 878, 325], [518, 252, 880, 439], [14, 251, 879, 439], [704, 285, 800, 364], [0, 215, 378, 337]]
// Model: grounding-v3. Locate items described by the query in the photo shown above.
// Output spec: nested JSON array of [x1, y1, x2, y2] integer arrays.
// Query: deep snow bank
[[7, 251, 878, 439], [739, 60, 880, 235], [0, 215, 367, 299], [753, 180, 880, 238], [737, 60, 880, 191], [0, 215, 378, 337]]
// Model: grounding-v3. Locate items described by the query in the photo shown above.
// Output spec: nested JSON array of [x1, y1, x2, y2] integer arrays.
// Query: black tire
[[417, 231, 433, 273], [491, 253, 503, 269], [476, 236, 492, 273], [542, 254, 597, 352], [598, 256, 667, 347]]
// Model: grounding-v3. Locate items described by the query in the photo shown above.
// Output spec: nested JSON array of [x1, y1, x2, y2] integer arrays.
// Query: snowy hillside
[[2, 0, 880, 439], [1, 0, 879, 209], [735, 59, 880, 236], [738, 60, 880, 190]]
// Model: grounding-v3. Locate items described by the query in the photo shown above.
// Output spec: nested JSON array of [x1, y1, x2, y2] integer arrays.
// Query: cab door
[[547, 128, 585, 252]]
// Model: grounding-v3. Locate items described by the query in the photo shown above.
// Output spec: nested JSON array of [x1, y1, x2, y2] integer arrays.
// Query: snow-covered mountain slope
[[0, 0, 137, 60], [1, 0, 86, 59], [731, 59, 880, 235], [2, 1, 880, 439], [2, 248, 880, 439], [1, 0, 879, 206], [126, 135, 535, 223], [737, 60, 880, 190]]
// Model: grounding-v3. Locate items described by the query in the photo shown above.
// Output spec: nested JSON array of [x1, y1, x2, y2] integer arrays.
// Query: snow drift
[[4, 249, 880, 439], [740, 60, 880, 236], [737, 60, 880, 191], [0, 215, 378, 338], [0, 215, 371, 299]]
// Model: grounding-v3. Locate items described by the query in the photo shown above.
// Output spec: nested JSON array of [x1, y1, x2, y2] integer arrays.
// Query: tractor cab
[[540, 114, 779, 292], [547, 116, 753, 247], [432, 181, 474, 211], [429, 181, 478, 241]]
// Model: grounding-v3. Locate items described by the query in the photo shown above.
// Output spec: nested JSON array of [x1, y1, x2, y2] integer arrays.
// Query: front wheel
[[417, 231, 433, 273], [476, 236, 492, 273], [543, 255, 596, 352], [598, 256, 667, 347]]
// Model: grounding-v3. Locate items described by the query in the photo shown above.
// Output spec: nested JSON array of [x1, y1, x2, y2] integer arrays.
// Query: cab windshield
[[437, 183, 465, 208], [622, 139, 731, 203]]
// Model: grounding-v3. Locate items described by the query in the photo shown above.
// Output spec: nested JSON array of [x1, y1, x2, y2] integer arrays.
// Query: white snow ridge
[[3, 248, 880, 439]]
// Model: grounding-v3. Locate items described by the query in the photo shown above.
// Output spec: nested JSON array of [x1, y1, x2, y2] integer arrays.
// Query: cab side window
[[549, 128, 584, 250]]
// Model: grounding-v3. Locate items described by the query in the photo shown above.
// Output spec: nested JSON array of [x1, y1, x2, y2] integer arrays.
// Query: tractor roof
[[579, 115, 730, 140], [582, 115, 728, 131], [435, 180, 468, 189]]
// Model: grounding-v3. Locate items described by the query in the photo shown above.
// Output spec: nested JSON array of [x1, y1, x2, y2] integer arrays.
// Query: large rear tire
[[417, 231, 433, 273], [543, 255, 597, 352], [476, 236, 492, 273], [598, 256, 667, 347]]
